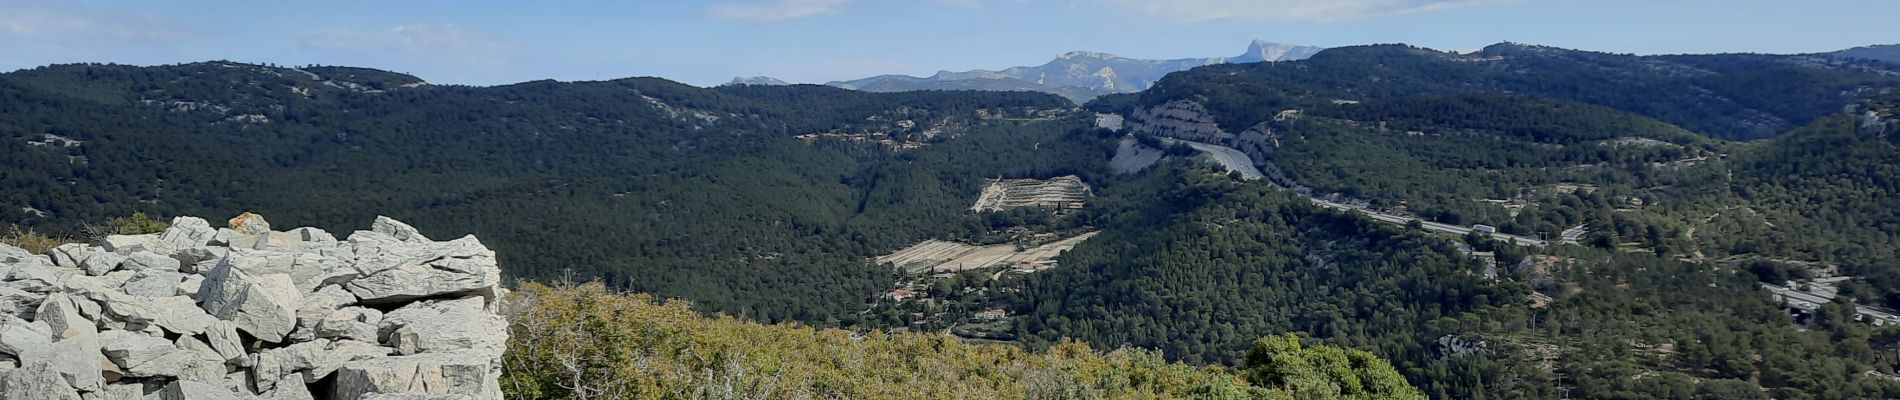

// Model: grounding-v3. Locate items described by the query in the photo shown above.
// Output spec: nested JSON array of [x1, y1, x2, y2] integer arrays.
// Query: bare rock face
[[197, 262, 302, 342], [0, 214, 509, 399]]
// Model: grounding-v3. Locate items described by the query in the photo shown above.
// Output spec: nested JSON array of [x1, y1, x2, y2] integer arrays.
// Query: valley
[[5, 37, 1900, 400]]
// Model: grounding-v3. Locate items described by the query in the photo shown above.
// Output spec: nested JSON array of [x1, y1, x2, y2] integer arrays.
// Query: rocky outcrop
[[0, 214, 508, 399]]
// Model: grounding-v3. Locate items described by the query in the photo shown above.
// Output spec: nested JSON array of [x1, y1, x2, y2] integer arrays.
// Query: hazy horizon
[[2, 0, 1895, 87]]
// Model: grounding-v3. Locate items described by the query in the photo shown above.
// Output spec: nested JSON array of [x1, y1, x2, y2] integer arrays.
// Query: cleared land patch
[[876, 232, 1100, 274], [970, 176, 1093, 212]]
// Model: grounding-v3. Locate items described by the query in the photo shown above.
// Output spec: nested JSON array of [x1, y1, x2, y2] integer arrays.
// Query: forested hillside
[[0, 61, 1104, 323], [11, 44, 1900, 400], [1095, 43, 1900, 140]]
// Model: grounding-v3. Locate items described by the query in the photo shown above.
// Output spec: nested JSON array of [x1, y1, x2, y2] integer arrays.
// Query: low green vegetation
[[500, 282, 1422, 400]]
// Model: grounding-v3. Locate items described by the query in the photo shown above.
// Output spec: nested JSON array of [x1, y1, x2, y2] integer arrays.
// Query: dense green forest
[[0, 61, 1106, 323], [10, 43, 1900, 400], [1010, 163, 1900, 399], [1094, 43, 1900, 140]]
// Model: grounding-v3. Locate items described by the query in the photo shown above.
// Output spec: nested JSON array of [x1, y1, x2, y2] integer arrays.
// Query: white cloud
[[707, 0, 853, 21], [1099, 0, 1511, 22]]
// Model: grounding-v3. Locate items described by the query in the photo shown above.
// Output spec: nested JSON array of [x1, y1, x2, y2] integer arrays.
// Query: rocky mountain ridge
[[827, 39, 1324, 103], [0, 213, 506, 399]]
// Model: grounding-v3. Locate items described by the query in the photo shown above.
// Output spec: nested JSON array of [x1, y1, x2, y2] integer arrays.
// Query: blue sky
[[1, 0, 1894, 86]]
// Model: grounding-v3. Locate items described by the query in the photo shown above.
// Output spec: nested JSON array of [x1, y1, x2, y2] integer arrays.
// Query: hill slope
[[1096, 43, 1900, 140], [0, 61, 1098, 324]]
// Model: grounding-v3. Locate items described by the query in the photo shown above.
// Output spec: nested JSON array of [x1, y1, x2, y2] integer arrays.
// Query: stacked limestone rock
[[0, 213, 507, 399]]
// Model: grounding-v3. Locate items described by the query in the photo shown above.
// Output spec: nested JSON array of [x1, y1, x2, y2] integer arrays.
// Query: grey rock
[[171, 335, 230, 383], [370, 216, 430, 243], [0, 314, 53, 356], [198, 261, 302, 342], [102, 383, 158, 400], [306, 285, 358, 311], [172, 247, 227, 274], [49, 243, 93, 270], [0, 360, 84, 400], [15, 331, 104, 392], [120, 296, 216, 335], [178, 275, 205, 299], [204, 320, 247, 362], [99, 330, 200, 379], [79, 251, 126, 276], [316, 307, 382, 342], [379, 297, 505, 358], [0, 242, 31, 257], [158, 380, 240, 400], [158, 217, 217, 249], [345, 236, 498, 304], [260, 378, 316, 400], [121, 270, 185, 298], [289, 227, 337, 243], [252, 339, 390, 392], [121, 252, 182, 272], [0, 285, 43, 317], [360, 395, 474, 400], [221, 249, 354, 294], [101, 234, 175, 256], [5, 261, 70, 294], [331, 351, 499, 400], [35, 293, 96, 340]]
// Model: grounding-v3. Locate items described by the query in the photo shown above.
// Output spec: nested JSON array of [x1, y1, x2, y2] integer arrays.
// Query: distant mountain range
[[820, 40, 1324, 103]]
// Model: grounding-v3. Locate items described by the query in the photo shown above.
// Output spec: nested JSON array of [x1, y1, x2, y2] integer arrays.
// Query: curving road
[[1157, 137, 1265, 180], [1161, 136, 1549, 247]]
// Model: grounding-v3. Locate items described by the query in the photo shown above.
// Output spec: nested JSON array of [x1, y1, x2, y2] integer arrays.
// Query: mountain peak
[[1059, 51, 1123, 60], [724, 76, 791, 86], [1231, 39, 1325, 63]]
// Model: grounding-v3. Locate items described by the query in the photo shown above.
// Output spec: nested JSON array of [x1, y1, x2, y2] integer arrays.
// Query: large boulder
[[369, 216, 430, 243], [118, 296, 217, 336], [228, 212, 274, 235], [316, 307, 383, 342], [101, 234, 176, 256], [251, 339, 391, 392], [0, 314, 53, 356], [198, 262, 302, 342], [14, 331, 104, 392], [121, 270, 186, 298], [345, 236, 499, 305], [203, 321, 248, 362], [0, 360, 84, 400], [35, 293, 96, 340], [330, 351, 500, 400], [121, 252, 182, 272], [159, 216, 216, 244], [99, 330, 212, 380], [379, 297, 505, 358]]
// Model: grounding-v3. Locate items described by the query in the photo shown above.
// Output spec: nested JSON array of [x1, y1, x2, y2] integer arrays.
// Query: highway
[[1163, 136, 1550, 247], [1763, 283, 1900, 326], [1156, 137, 1265, 180]]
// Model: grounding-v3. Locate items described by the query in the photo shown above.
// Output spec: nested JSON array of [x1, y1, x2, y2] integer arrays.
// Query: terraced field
[[875, 232, 1100, 274], [969, 176, 1093, 212]]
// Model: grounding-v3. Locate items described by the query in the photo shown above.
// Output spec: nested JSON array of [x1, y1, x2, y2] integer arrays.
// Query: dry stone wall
[[0, 214, 507, 400]]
